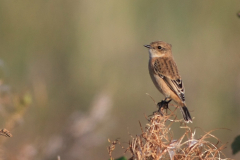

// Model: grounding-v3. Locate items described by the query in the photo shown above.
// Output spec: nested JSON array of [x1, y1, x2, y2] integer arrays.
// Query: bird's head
[[144, 41, 172, 58]]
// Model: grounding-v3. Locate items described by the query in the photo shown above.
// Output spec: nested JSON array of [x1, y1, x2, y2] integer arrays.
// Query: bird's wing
[[153, 58, 185, 102]]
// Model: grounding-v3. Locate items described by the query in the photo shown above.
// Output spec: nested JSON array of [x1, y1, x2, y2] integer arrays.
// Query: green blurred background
[[0, 0, 240, 159]]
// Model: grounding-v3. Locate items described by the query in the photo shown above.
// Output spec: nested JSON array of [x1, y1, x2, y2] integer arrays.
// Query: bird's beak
[[144, 45, 151, 49]]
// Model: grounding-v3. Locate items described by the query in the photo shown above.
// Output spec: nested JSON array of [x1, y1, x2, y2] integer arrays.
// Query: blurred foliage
[[232, 135, 240, 155], [115, 157, 127, 160], [237, 11, 240, 18], [0, 79, 31, 144], [0, 0, 240, 159]]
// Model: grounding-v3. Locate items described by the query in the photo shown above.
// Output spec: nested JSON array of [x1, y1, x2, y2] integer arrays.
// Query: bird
[[144, 41, 192, 123]]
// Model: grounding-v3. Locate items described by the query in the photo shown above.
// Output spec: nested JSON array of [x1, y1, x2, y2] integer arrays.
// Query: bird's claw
[[157, 99, 171, 115]]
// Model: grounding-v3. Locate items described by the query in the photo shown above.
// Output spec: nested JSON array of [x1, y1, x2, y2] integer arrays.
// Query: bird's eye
[[157, 46, 162, 49]]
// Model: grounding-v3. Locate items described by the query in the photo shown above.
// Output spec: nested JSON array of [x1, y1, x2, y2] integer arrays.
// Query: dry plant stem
[[0, 129, 12, 137], [107, 100, 231, 160]]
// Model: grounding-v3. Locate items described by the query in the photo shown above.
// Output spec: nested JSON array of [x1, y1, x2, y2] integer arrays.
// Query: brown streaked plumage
[[144, 41, 192, 123]]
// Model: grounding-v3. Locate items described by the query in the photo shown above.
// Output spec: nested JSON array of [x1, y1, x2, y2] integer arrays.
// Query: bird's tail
[[180, 106, 192, 123]]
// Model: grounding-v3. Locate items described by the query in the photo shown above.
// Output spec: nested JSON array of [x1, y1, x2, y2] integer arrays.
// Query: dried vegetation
[[108, 104, 231, 160]]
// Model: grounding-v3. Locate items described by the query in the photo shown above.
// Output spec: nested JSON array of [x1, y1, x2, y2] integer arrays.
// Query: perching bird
[[144, 41, 192, 123]]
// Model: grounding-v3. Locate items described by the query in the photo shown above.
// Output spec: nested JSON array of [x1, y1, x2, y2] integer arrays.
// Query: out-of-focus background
[[0, 1, 240, 159]]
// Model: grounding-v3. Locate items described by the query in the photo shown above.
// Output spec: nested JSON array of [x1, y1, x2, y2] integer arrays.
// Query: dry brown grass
[[108, 104, 231, 160], [0, 129, 12, 138]]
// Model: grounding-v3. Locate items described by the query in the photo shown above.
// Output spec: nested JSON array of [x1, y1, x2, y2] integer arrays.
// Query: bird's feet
[[156, 99, 171, 115]]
